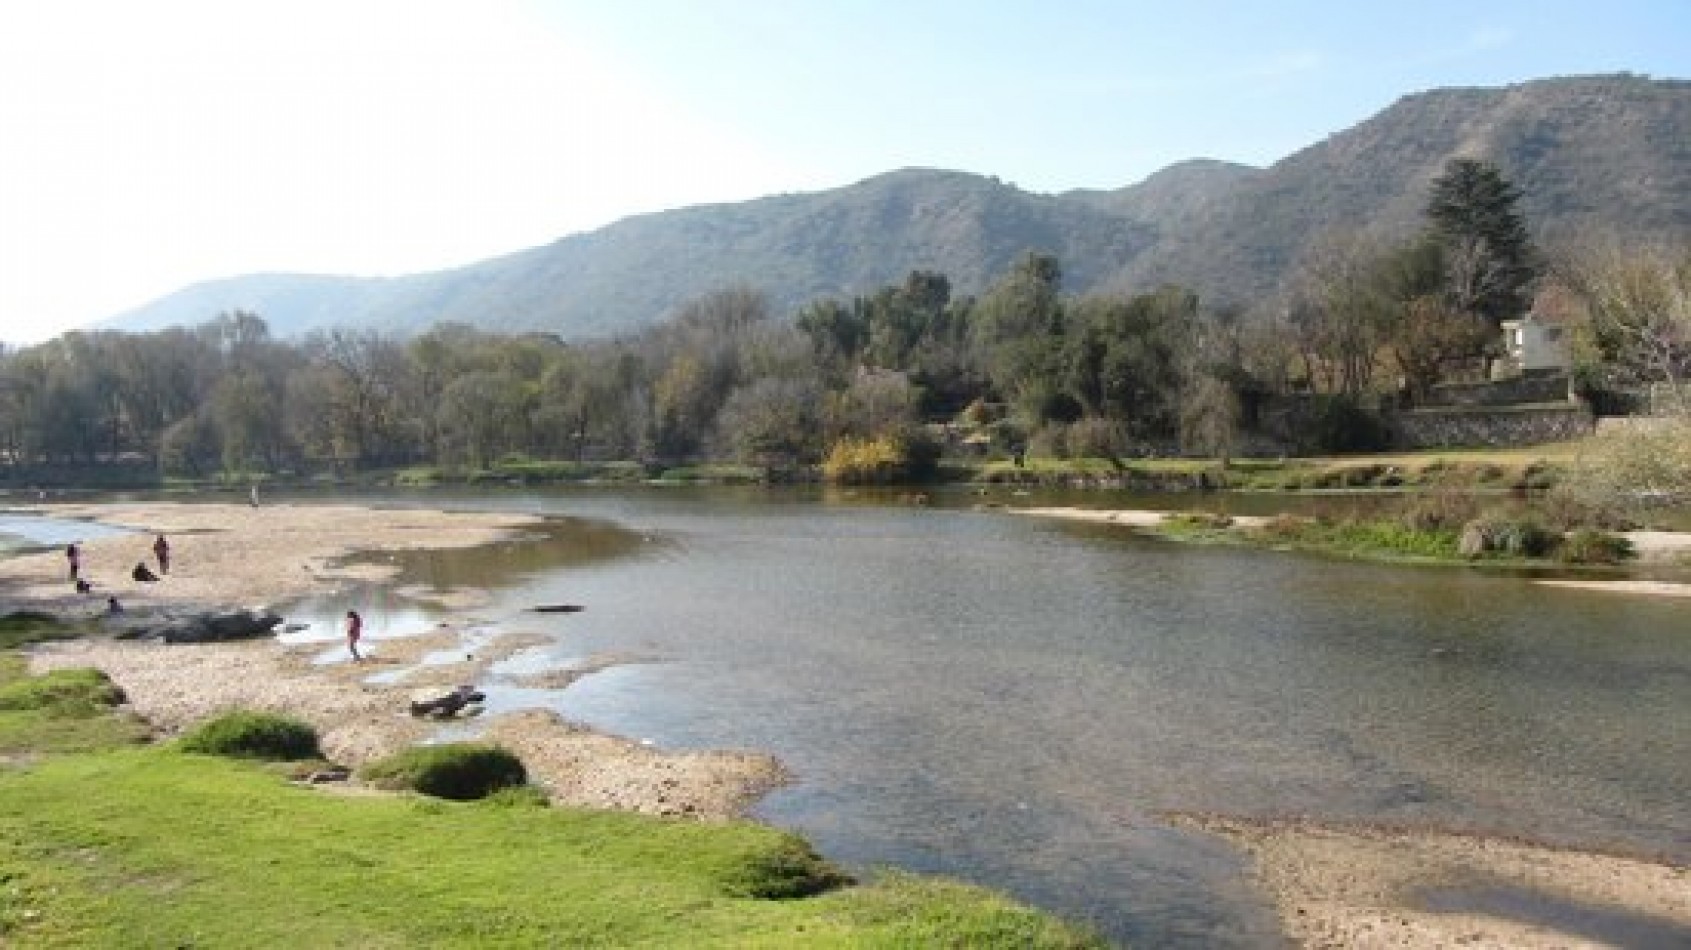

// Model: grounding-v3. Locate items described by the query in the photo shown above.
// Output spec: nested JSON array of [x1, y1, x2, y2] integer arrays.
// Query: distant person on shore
[[153, 533, 171, 574], [106, 596, 122, 614], [250, 484, 260, 507], [345, 610, 364, 661], [75, 578, 93, 594], [131, 562, 158, 583], [66, 543, 80, 581]]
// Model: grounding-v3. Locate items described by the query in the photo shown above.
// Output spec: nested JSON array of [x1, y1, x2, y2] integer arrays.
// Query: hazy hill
[[100, 73, 1691, 339]]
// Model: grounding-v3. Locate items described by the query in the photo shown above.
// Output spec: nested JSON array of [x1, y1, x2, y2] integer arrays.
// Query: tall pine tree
[[1424, 158, 1536, 325]]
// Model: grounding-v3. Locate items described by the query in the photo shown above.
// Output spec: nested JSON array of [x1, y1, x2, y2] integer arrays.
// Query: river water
[[13, 488, 1691, 945]]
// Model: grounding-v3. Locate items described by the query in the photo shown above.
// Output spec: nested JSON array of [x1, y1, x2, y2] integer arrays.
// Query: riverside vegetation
[[0, 616, 1099, 947]]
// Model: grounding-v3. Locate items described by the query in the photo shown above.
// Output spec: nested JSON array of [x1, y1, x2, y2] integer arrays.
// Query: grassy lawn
[[0, 621, 1099, 948], [0, 751, 1097, 947]]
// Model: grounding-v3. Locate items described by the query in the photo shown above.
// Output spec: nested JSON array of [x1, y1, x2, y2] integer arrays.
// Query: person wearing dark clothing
[[66, 543, 80, 581], [153, 534, 170, 574], [132, 562, 159, 582], [345, 610, 364, 662]]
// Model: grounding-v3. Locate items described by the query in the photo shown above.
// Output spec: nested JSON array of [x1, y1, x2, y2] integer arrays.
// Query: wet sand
[[1173, 815, 1691, 949], [3, 501, 785, 820]]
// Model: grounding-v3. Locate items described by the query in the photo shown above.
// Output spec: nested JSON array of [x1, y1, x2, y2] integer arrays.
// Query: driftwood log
[[409, 685, 486, 718]]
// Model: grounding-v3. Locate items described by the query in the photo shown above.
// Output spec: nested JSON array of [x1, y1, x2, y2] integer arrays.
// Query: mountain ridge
[[99, 72, 1691, 339]]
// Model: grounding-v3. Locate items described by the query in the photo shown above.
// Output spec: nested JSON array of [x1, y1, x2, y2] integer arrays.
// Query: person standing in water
[[345, 610, 364, 661]]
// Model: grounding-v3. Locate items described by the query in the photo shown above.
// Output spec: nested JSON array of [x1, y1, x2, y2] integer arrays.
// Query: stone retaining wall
[[1421, 371, 1572, 408], [1396, 402, 1594, 448]]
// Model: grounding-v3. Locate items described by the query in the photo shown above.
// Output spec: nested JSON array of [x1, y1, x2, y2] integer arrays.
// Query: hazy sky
[[2, 0, 1686, 344]]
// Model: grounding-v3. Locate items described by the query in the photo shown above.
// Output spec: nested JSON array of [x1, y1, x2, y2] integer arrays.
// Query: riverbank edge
[[1009, 505, 1691, 594]]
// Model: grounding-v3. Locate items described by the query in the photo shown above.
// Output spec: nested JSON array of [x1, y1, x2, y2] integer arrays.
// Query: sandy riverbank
[[3, 501, 786, 820], [1173, 814, 1690, 949]]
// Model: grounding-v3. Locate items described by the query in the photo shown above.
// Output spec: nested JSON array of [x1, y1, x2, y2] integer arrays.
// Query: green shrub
[[1329, 520, 1458, 559], [1556, 529, 1635, 565], [361, 742, 527, 801], [0, 667, 124, 715], [1458, 516, 1556, 559], [1536, 486, 1636, 533], [714, 833, 851, 899], [1394, 490, 1482, 533], [179, 710, 321, 761]]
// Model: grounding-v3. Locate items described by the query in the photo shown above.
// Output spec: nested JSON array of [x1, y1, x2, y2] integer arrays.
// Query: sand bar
[[1173, 815, 1690, 949], [3, 501, 786, 820]]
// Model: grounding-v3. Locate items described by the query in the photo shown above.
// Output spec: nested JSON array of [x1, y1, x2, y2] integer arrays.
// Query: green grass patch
[[177, 711, 321, 761], [1241, 516, 1460, 560], [0, 613, 81, 651], [1154, 512, 1236, 542], [653, 463, 766, 484], [0, 665, 124, 714], [360, 742, 529, 801], [0, 749, 1099, 947], [0, 657, 149, 755]]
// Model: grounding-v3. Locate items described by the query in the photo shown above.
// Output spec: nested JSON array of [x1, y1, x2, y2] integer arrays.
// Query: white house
[[1499, 290, 1574, 375]]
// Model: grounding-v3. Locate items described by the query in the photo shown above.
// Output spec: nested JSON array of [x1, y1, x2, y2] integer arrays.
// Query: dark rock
[[160, 608, 284, 644]]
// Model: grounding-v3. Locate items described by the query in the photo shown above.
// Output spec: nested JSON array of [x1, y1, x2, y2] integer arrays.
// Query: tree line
[[1, 159, 1685, 483]]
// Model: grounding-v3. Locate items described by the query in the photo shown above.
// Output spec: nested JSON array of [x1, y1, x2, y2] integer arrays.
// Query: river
[[14, 487, 1691, 945]]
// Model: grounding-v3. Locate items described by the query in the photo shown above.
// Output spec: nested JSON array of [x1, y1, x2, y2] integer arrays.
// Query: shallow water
[[0, 511, 137, 548], [82, 488, 1691, 945]]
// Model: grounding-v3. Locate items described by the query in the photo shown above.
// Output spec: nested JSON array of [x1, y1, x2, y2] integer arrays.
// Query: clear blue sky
[[2, 0, 1686, 343]]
